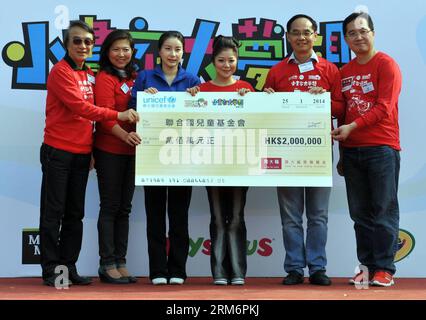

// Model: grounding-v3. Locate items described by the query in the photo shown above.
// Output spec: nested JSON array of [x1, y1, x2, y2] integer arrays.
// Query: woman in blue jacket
[[129, 31, 200, 285]]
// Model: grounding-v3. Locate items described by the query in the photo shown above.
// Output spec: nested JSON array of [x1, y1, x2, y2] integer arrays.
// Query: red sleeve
[[239, 80, 255, 92], [264, 66, 276, 90], [246, 82, 255, 92], [354, 59, 401, 129], [48, 66, 118, 121], [329, 64, 345, 123], [95, 72, 118, 132]]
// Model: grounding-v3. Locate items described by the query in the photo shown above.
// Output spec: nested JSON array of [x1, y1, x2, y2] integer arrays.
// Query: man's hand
[[308, 86, 326, 94], [331, 122, 357, 141], [263, 87, 275, 93]]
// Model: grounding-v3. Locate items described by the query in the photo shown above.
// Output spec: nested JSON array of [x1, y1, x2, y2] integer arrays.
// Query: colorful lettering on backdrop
[[1, 15, 351, 90]]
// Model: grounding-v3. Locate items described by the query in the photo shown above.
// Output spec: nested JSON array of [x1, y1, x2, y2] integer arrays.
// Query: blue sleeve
[[190, 74, 201, 87], [129, 71, 146, 110]]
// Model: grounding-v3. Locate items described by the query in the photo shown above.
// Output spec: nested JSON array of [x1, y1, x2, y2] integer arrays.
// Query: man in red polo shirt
[[264, 14, 344, 286]]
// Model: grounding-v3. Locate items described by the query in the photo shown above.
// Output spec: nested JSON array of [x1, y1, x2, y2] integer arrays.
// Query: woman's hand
[[237, 88, 251, 96], [144, 87, 159, 94], [124, 131, 142, 147], [186, 86, 200, 96], [118, 109, 139, 123]]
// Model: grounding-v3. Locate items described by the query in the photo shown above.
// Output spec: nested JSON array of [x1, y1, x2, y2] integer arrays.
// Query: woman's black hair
[[99, 29, 137, 79], [158, 30, 185, 51], [211, 35, 240, 63], [63, 20, 95, 49]]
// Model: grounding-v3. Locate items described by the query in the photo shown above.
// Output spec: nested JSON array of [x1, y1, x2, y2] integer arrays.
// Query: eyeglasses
[[288, 31, 315, 38], [72, 37, 94, 46], [346, 29, 373, 40]]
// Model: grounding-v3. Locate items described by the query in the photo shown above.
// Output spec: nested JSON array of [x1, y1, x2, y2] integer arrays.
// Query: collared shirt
[[43, 58, 117, 154], [264, 54, 345, 124], [288, 51, 319, 65], [63, 53, 89, 71]]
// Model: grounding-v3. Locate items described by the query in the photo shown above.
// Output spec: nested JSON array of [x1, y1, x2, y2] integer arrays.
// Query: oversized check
[[136, 91, 332, 187]]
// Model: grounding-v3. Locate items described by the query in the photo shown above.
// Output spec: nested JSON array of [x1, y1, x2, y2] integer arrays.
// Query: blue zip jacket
[[129, 65, 200, 109]]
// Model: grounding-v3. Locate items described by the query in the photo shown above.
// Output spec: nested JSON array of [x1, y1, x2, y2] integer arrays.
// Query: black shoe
[[69, 270, 93, 285], [42, 274, 72, 287], [98, 267, 129, 284], [117, 267, 138, 283], [282, 271, 304, 285], [126, 276, 138, 283], [309, 270, 332, 286]]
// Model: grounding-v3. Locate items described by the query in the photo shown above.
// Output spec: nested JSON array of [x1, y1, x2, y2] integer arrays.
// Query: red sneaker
[[371, 270, 394, 287], [349, 270, 373, 285]]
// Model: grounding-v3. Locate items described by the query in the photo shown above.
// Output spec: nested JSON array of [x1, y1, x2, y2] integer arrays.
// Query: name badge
[[341, 77, 353, 92], [361, 82, 374, 94], [87, 74, 96, 84], [298, 61, 314, 73], [121, 83, 130, 94]]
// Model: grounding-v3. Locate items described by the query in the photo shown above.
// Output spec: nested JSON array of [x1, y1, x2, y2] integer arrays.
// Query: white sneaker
[[151, 277, 167, 285], [169, 277, 185, 285], [213, 278, 228, 285], [231, 278, 245, 285]]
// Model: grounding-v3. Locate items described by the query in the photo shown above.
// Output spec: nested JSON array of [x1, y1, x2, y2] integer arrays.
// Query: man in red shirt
[[332, 12, 402, 287], [264, 14, 344, 286], [39, 21, 138, 287]]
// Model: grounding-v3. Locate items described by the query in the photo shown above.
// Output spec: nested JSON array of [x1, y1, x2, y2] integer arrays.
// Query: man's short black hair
[[286, 14, 318, 32], [343, 12, 374, 34]]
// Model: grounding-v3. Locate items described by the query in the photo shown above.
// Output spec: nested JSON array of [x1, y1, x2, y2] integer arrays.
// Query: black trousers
[[94, 148, 135, 268], [144, 186, 191, 279], [39, 144, 90, 279], [206, 187, 248, 280]]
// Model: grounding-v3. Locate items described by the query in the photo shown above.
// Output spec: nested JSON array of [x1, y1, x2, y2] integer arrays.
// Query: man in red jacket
[[39, 20, 138, 287], [332, 12, 402, 287]]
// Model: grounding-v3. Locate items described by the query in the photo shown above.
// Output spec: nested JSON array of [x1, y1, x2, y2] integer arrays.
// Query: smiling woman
[[188, 35, 255, 286], [94, 29, 140, 284], [128, 30, 200, 286]]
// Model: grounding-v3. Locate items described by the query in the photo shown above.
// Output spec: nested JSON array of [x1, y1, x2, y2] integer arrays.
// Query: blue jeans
[[277, 187, 330, 276], [343, 146, 400, 274]]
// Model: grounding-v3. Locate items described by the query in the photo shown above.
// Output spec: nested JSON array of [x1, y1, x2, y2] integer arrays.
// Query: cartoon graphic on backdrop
[[395, 229, 415, 263], [2, 15, 351, 90]]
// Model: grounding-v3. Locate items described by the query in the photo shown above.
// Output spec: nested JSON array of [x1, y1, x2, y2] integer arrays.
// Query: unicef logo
[[395, 229, 415, 262], [168, 96, 176, 103], [197, 98, 207, 107]]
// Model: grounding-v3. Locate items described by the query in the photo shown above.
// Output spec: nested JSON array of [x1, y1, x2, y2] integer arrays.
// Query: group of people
[[39, 11, 402, 288]]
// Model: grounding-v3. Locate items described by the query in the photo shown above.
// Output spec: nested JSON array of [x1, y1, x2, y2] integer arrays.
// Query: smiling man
[[264, 14, 345, 286], [332, 12, 402, 287]]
